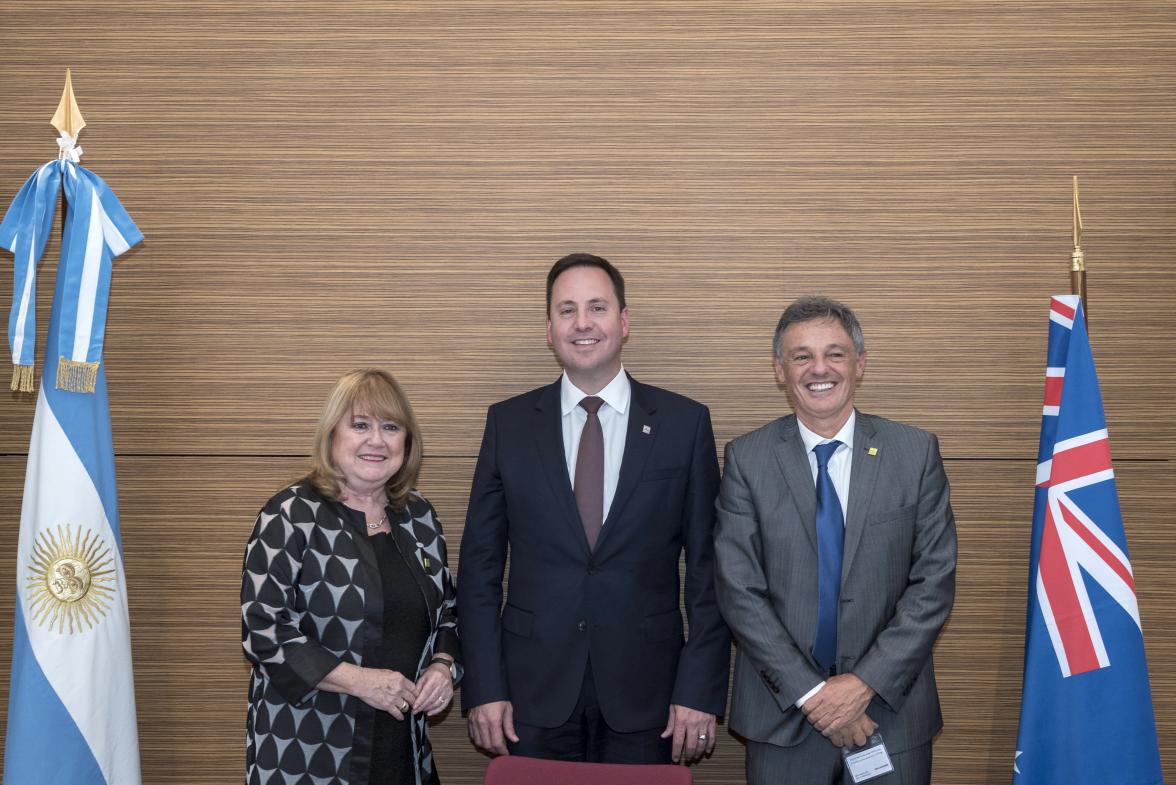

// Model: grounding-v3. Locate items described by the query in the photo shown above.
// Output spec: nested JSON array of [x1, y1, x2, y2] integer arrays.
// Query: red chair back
[[482, 755, 692, 785]]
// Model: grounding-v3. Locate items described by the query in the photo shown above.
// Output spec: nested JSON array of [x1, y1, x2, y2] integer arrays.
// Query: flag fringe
[[11, 363, 35, 393], [55, 357, 97, 393]]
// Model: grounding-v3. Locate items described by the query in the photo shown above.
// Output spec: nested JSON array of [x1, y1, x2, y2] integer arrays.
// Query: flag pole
[[51, 68, 86, 140], [1070, 176, 1088, 327], [5, 70, 85, 393], [51, 69, 85, 241]]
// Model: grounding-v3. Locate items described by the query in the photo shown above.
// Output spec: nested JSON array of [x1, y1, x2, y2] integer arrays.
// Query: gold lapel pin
[[867, 447, 879, 456]]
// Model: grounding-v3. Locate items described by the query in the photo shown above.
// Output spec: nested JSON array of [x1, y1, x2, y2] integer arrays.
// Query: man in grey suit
[[714, 296, 956, 785]]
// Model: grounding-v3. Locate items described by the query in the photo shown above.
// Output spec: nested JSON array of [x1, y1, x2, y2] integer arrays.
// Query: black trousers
[[507, 663, 673, 764]]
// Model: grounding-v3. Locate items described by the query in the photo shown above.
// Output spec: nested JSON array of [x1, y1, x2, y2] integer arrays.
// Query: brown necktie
[[574, 396, 605, 550]]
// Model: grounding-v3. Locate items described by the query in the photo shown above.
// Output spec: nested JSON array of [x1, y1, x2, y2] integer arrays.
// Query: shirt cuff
[[795, 680, 826, 709]]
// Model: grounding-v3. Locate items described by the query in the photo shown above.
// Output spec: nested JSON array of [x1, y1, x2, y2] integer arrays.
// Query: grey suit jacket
[[713, 412, 956, 754]]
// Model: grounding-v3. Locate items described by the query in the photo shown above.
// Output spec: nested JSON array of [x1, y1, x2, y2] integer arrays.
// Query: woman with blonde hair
[[242, 369, 460, 785]]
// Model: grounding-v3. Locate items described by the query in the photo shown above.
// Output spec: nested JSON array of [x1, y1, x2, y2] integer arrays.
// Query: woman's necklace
[[366, 512, 388, 531]]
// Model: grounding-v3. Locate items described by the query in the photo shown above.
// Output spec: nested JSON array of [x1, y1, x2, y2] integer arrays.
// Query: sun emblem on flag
[[26, 524, 117, 634]]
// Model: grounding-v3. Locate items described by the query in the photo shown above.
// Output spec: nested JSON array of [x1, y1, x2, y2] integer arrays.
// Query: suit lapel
[[532, 380, 589, 550], [842, 412, 882, 581], [595, 376, 656, 552], [771, 415, 819, 554], [388, 507, 441, 618]]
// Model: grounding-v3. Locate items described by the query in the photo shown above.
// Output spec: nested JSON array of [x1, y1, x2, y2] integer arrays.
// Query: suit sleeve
[[852, 433, 957, 713], [669, 405, 732, 716], [714, 439, 828, 711], [456, 406, 511, 709]]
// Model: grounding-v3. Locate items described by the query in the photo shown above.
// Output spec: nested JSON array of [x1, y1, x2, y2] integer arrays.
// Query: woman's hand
[[354, 668, 419, 721], [316, 663, 420, 720], [413, 662, 455, 717]]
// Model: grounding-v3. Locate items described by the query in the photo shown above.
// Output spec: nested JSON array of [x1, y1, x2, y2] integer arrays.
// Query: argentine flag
[[2, 160, 143, 784]]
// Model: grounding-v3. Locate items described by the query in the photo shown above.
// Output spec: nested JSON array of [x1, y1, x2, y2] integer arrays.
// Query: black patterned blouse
[[242, 482, 461, 785]]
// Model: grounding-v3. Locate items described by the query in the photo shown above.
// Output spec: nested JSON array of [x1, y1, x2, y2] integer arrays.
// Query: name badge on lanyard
[[841, 732, 895, 783]]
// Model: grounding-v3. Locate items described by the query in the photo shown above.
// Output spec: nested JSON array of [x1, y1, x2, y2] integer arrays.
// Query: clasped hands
[[359, 662, 454, 721], [801, 673, 877, 748]]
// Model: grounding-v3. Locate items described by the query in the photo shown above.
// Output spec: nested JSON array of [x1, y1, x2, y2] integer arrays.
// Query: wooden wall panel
[[0, 456, 1172, 784], [1, 2, 1173, 783], [0, 1, 1174, 458], [936, 460, 1176, 783]]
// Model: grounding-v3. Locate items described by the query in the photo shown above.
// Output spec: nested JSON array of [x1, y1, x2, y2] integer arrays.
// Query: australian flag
[[1013, 296, 1162, 785]]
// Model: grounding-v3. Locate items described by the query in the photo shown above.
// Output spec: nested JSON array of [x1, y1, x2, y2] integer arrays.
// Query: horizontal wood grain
[[0, 2, 1173, 783], [0, 455, 1172, 783], [0, 1, 1174, 459]]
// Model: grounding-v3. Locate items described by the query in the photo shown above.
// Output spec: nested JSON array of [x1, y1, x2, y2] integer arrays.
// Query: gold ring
[[400, 699, 410, 712]]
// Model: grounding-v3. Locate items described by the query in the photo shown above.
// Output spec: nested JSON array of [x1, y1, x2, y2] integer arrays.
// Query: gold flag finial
[[1070, 176, 1088, 323], [50, 68, 86, 139]]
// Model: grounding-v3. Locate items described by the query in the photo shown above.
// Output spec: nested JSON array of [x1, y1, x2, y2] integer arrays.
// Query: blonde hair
[[307, 369, 423, 510]]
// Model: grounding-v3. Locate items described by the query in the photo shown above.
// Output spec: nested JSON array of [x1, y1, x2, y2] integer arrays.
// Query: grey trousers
[[746, 731, 932, 785]]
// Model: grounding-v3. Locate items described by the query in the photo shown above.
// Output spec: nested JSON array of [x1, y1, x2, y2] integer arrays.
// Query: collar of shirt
[[560, 367, 631, 416], [796, 411, 855, 522], [560, 367, 631, 522], [796, 410, 856, 456]]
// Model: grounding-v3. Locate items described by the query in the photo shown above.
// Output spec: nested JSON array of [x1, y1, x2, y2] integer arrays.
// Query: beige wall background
[[1, 2, 1173, 783]]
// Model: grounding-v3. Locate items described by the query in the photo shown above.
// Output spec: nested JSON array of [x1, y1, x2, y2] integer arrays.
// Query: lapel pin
[[642, 424, 652, 435], [867, 447, 879, 456]]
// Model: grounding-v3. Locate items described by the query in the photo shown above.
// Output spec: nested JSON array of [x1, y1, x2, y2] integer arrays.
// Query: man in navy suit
[[457, 253, 730, 764]]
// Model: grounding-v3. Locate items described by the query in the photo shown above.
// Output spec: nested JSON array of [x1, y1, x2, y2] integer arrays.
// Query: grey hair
[[773, 296, 866, 361]]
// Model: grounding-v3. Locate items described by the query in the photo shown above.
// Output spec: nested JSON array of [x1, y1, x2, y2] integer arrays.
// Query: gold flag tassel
[[11, 364, 36, 393], [56, 357, 98, 393]]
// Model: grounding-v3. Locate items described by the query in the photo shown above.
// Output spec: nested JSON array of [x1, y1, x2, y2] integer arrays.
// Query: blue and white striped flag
[[2, 158, 140, 393], [2, 158, 143, 784]]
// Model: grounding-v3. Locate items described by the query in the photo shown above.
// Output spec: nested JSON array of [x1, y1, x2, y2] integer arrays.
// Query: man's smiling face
[[546, 264, 630, 392], [774, 317, 866, 437]]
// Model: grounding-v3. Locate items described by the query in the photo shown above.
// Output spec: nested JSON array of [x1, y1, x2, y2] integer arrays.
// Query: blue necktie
[[812, 440, 844, 672]]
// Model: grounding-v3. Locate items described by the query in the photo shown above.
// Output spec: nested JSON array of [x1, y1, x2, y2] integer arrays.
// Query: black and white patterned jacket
[[242, 482, 461, 785]]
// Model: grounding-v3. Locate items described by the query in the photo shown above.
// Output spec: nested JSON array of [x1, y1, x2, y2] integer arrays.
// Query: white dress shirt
[[796, 411, 855, 522], [794, 410, 856, 708], [560, 368, 631, 523]]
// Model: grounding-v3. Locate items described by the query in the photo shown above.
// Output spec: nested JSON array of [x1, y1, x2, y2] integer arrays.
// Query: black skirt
[[367, 532, 431, 785]]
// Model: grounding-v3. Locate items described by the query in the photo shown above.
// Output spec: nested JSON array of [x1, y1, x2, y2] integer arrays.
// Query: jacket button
[[587, 566, 597, 575], [577, 620, 588, 632]]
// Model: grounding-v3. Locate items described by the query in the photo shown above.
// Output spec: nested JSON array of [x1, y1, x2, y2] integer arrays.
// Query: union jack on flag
[[1013, 296, 1161, 785]]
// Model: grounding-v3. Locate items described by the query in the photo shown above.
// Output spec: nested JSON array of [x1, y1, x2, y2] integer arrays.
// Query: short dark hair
[[773, 296, 866, 361], [546, 253, 626, 313]]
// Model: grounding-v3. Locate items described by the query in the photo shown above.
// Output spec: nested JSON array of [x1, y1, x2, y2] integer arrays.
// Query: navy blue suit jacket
[[457, 375, 730, 731]]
